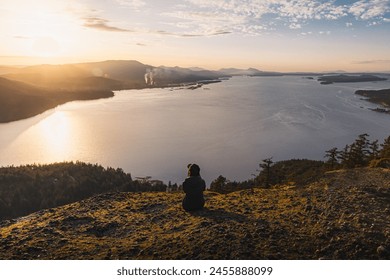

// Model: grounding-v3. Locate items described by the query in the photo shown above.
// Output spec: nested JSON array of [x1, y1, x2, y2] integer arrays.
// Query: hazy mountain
[[3, 60, 227, 90], [219, 67, 283, 76], [0, 60, 229, 122], [3, 61, 144, 90], [75, 60, 151, 87], [144, 65, 226, 86], [0, 76, 113, 123], [0, 66, 21, 75]]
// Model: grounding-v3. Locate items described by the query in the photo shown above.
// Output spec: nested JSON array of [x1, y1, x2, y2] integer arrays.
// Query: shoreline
[[0, 79, 223, 124], [2, 74, 390, 123], [355, 88, 390, 114]]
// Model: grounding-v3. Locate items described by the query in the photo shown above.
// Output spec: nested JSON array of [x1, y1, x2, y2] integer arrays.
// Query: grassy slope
[[0, 168, 389, 260]]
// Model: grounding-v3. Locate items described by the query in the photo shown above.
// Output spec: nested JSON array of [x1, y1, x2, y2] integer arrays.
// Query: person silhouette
[[182, 163, 206, 211]]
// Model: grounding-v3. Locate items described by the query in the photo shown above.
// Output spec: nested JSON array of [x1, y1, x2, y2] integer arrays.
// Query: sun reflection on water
[[37, 111, 72, 160]]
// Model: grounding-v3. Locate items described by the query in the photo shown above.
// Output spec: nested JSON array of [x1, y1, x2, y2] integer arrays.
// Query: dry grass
[[1, 168, 389, 260]]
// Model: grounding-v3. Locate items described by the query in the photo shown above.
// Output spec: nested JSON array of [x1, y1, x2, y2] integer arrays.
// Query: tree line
[[0, 162, 166, 221], [1, 134, 389, 219], [210, 134, 390, 193], [324, 134, 390, 169]]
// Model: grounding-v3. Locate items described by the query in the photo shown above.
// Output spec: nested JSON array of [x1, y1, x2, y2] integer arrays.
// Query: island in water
[[318, 74, 387, 85]]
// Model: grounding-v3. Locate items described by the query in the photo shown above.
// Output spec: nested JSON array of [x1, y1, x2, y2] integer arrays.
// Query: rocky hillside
[[0, 168, 389, 260]]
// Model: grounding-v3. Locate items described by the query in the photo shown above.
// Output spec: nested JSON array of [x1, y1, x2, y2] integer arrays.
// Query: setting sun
[[2, 0, 96, 63]]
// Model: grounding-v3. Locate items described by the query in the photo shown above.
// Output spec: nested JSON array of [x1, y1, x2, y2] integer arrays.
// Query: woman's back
[[182, 164, 206, 211]]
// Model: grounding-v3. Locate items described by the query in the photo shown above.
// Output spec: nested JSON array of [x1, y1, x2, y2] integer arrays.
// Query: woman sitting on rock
[[182, 163, 206, 212]]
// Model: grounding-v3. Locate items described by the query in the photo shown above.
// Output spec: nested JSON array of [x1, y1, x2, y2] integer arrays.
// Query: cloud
[[172, 0, 389, 35], [319, 30, 331, 35], [115, 0, 146, 9], [185, 0, 349, 22], [83, 17, 132, 32], [349, 0, 390, 20], [153, 28, 231, 38], [169, 0, 348, 35], [289, 23, 302, 29], [353, 59, 390, 64], [162, 9, 246, 36], [13, 35, 30, 39]]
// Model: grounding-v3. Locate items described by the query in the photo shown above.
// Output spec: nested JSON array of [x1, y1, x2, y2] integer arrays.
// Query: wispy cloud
[[353, 59, 390, 64], [13, 35, 30, 39], [115, 0, 146, 10], [153, 29, 231, 38], [82, 17, 132, 32]]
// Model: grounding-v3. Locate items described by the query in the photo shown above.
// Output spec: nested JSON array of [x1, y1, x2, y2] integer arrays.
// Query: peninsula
[[355, 88, 390, 114]]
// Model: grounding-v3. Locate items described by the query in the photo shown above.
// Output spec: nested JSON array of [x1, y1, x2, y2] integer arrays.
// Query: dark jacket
[[182, 176, 206, 211]]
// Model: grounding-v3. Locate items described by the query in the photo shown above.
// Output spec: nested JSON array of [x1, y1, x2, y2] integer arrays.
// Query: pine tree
[[369, 139, 380, 160], [380, 136, 390, 158], [324, 147, 339, 170], [210, 175, 227, 193], [259, 157, 274, 188], [338, 144, 352, 168], [348, 134, 371, 167]]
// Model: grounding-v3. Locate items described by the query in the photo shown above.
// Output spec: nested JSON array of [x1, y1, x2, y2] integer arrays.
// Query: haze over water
[[1, 76, 390, 184]]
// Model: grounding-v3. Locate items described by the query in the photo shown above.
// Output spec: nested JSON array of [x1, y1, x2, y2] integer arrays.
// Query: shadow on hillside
[[189, 207, 248, 223]]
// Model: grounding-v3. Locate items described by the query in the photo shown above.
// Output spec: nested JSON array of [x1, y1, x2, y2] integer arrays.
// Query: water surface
[[1, 76, 390, 184]]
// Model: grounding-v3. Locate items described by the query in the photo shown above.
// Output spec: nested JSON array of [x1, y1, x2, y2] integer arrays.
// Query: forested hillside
[[0, 162, 165, 221]]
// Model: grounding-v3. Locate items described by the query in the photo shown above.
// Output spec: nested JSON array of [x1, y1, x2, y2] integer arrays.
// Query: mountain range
[[0, 60, 228, 123]]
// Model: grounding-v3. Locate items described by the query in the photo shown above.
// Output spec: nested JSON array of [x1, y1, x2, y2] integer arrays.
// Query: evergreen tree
[[369, 139, 380, 160], [338, 144, 348, 167], [324, 147, 339, 169], [380, 136, 390, 158], [259, 157, 274, 188], [210, 175, 227, 193], [348, 133, 370, 167]]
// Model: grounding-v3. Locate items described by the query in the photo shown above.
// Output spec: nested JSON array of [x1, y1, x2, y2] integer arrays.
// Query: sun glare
[[32, 37, 60, 57], [3, 0, 86, 60]]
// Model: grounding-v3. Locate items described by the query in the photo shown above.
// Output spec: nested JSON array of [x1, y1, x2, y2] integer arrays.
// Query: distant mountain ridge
[[219, 67, 283, 76], [0, 60, 228, 123], [0, 76, 113, 122], [2, 60, 390, 123], [2, 60, 227, 90]]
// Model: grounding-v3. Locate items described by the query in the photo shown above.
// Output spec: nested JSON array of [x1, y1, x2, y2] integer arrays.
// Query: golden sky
[[1, 0, 390, 71]]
